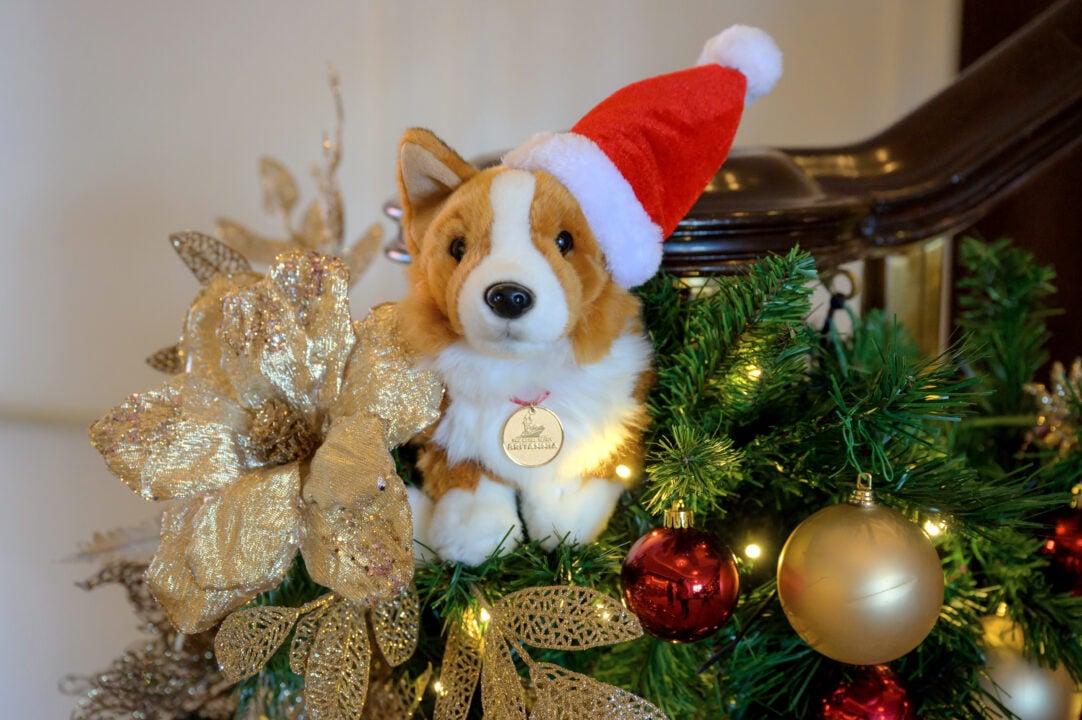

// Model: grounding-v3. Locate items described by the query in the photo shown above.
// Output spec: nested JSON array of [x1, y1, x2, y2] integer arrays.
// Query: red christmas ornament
[[621, 502, 739, 643], [1040, 488, 1082, 596], [821, 665, 914, 720]]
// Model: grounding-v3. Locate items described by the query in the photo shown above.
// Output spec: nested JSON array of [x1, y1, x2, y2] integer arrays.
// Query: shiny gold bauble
[[979, 615, 1079, 720], [776, 500, 944, 665]]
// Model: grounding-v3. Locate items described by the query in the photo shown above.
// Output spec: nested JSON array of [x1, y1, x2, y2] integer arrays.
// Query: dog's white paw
[[520, 476, 626, 551], [427, 476, 523, 566]]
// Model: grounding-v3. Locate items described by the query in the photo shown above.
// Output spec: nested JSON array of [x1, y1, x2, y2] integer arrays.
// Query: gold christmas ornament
[[91, 241, 443, 633], [435, 586, 669, 720], [979, 614, 1079, 720], [776, 474, 945, 665]]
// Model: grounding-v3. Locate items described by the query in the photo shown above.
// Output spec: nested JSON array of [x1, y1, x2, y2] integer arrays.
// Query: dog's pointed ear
[[398, 129, 477, 256]]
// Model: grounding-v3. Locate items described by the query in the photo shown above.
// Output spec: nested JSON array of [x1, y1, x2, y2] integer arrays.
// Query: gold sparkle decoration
[[435, 586, 668, 720], [61, 562, 237, 719], [216, 71, 383, 286], [1025, 357, 1082, 455], [91, 245, 443, 634], [215, 591, 420, 720]]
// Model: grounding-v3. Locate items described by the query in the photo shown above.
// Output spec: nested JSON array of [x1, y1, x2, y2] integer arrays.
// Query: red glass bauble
[[821, 665, 914, 720], [1040, 505, 1082, 596], [621, 524, 739, 643]]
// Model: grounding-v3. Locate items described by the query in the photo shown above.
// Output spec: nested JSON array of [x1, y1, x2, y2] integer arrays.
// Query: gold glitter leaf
[[217, 218, 296, 264], [299, 199, 330, 250], [371, 592, 420, 667], [481, 625, 527, 720], [434, 615, 483, 720], [214, 605, 301, 683], [304, 601, 371, 720], [290, 600, 332, 676], [170, 230, 253, 285], [260, 156, 300, 217], [343, 223, 384, 281], [146, 344, 183, 375], [493, 586, 643, 650], [529, 663, 669, 720]]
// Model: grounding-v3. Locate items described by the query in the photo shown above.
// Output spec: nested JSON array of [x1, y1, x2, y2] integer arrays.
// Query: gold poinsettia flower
[[91, 249, 442, 633]]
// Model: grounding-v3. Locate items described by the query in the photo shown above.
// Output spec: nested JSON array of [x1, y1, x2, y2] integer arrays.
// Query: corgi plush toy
[[397, 25, 782, 566]]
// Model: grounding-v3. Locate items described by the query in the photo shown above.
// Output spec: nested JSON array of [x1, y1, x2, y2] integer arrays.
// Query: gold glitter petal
[[529, 662, 669, 720], [183, 271, 262, 387], [493, 586, 643, 651], [146, 501, 259, 634], [336, 303, 443, 446], [214, 604, 301, 683], [218, 278, 313, 414], [268, 252, 354, 411], [90, 377, 245, 501], [186, 463, 302, 590], [304, 601, 371, 720], [434, 617, 483, 720], [301, 414, 414, 604], [370, 592, 420, 667], [481, 625, 527, 720]]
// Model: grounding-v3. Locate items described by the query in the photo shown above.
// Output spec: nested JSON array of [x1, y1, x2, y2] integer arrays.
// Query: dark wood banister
[[385, 0, 1082, 276]]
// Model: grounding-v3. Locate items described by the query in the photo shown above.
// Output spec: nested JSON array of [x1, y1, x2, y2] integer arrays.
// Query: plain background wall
[[0, 1, 960, 715]]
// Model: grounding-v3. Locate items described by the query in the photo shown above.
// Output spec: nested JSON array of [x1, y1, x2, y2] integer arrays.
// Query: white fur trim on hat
[[502, 132, 663, 289], [697, 25, 782, 104]]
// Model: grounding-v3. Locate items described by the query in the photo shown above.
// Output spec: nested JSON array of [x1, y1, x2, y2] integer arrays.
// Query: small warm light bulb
[[479, 607, 491, 624], [744, 543, 762, 559], [747, 365, 763, 380], [615, 464, 632, 480], [922, 519, 945, 537], [433, 679, 445, 696]]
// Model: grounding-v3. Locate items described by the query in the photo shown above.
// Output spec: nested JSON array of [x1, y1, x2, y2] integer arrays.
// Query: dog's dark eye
[[449, 236, 466, 261], [555, 231, 574, 255]]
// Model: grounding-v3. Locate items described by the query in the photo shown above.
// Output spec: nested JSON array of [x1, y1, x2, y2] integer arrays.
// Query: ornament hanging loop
[[848, 472, 877, 507]]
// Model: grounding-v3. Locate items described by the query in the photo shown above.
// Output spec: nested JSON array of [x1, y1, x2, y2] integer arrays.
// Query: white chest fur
[[430, 331, 651, 488]]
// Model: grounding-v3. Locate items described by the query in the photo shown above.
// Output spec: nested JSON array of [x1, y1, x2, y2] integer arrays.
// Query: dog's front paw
[[520, 476, 626, 551], [427, 476, 523, 566]]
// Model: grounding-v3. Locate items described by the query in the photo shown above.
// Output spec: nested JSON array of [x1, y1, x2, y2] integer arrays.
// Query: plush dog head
[[397, 128, 639, 365]]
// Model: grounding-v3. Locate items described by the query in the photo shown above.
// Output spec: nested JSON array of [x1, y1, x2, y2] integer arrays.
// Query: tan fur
[[415, 445, 488, 500], [397, 128, 651, 555]]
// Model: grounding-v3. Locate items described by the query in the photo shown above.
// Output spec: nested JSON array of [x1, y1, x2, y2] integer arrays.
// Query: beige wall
[[0, 1, 959, 715]]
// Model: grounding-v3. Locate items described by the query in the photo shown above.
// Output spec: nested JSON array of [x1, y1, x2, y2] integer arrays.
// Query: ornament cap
[[848, 473, 877, 507], [663, 500, 694, 529]]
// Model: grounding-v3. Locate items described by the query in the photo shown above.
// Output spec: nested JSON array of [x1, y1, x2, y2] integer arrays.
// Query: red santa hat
[[502, 25, 782, 288]]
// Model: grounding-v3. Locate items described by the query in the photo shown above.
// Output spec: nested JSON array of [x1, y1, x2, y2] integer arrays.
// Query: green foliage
[[242, 239, 1081, 719]]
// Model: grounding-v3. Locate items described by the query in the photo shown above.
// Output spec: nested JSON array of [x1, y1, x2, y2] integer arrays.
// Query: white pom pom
[[697, 25, 783, 104]]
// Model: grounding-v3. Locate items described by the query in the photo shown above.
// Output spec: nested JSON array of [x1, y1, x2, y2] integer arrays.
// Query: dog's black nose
[[484, 282, 534, 319]]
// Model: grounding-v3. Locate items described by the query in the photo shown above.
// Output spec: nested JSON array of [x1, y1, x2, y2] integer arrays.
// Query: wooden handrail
[[663, 0, 1082, 274], [385, 0, 1082, 276]]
